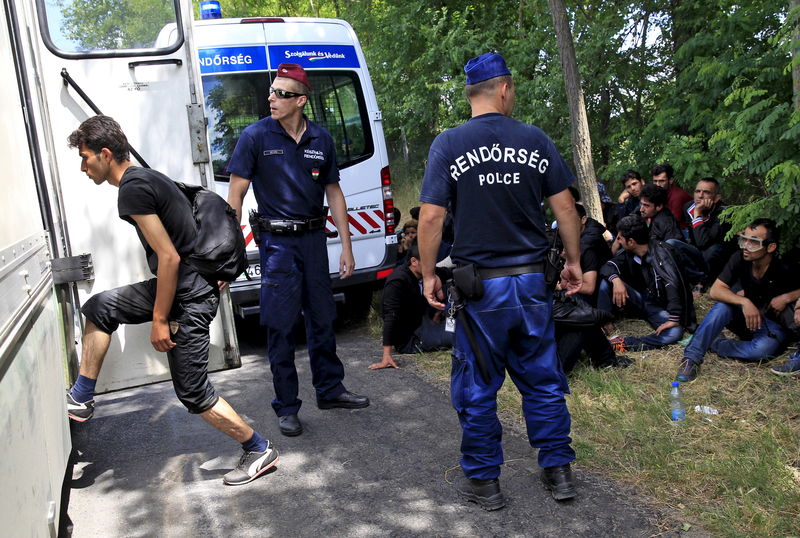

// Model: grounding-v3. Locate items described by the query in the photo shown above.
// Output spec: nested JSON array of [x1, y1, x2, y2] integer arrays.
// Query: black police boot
[[541, 464, 577, 501], [454, 475, 506, 511], [278, 414, 303, 437]]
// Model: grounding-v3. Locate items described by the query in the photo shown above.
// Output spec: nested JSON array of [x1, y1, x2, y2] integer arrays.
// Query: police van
[[1, 0, 394, 533], [188, 14, 398, 316]]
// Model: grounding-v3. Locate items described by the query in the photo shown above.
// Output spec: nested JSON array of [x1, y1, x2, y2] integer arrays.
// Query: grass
[[369, 285, 800, 536], [383, 167, 800, 536]]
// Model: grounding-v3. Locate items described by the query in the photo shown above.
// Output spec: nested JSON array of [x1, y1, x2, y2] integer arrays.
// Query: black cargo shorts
[[82, 279, 220, 414]]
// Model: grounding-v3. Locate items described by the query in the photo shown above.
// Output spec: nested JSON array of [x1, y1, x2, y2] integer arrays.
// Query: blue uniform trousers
[[451, 273, 575, 480], [259, 230, 346, 416]]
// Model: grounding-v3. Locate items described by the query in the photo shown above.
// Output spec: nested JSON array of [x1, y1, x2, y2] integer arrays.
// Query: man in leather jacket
[[599, 214, 695, 352]]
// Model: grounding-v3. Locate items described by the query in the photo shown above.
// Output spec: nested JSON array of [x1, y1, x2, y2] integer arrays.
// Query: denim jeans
[[684, 301, 789, 364], [598, 280, 683, 351]]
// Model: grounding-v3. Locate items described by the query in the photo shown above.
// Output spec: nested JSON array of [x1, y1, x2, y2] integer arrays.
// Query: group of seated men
[[598, 163, 800, 381], [374, 164, 800, 380]]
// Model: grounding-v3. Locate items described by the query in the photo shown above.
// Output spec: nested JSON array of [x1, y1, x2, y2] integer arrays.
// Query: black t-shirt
[[717, 251, 794, 310], [118, 166, 213, 299]]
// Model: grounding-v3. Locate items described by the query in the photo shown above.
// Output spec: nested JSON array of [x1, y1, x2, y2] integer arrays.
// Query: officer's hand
[[741, 299, 762, 331], [612, 278, 628, 307], [151, 319, 176, 352], [339, 250, 355, 279], [423, 275, 445, 310], [217, 280, 229, 291], [560, 262, 583, 296]]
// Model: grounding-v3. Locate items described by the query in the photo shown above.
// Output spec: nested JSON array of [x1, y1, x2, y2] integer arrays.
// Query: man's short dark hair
[[568, 186, 581, 203], [749, 218, 780, 245], [651, 163, 674, 178], [67, 115, 131, 163], [409, 206, 420, 220], [621, 169, 642, 186], [465, 75, 513, 100], [575, 204, 587, 218], [698, 177, 720, 194], [640, 184, 667, 207], [617, 215, 650, 245]]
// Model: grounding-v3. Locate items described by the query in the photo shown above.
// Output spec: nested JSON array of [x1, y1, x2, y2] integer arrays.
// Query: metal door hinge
[[51, 253, 93, 284]]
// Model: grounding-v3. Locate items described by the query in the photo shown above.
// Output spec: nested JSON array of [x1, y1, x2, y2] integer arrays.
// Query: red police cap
[[276, 63, 311, 91]]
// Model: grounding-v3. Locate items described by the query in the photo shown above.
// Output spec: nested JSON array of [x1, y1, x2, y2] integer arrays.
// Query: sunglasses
[[737, 233, 770, 252], [269, 87, 306, 99]]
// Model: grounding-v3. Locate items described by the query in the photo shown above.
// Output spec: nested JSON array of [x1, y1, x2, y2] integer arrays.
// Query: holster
[[249, 210, 262, 245], [452, 264, 485, 301]]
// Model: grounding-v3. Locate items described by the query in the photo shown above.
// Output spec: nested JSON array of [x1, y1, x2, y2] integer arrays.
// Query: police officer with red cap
[[227, 63, 369, 438], [418, 52, 583, 509]]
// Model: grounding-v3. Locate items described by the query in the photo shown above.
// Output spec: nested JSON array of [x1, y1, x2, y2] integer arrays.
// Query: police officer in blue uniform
[[227, 63, 369, 437], [418, 53, 584, 509]]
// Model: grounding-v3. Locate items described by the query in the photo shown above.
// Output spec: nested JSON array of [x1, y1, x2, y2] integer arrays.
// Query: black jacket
[[381, 265, 427, 349], [648, 210, 683, 242], [601, 241, 696, 330], [683, 200, 734, 251]]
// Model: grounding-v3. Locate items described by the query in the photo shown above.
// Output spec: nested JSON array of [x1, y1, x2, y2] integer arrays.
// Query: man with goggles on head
[[227, 63, 369, 439], [676, 218, 800, 382]]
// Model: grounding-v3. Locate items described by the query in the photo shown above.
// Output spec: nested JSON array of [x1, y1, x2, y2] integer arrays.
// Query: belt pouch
[[453, 264, 485, 301], [249, 210, 262, 245]]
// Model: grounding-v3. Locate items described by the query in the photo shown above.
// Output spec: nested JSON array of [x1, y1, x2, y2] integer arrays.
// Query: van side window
[[39, 0, 182, 57], [203, 70, 373, 181]]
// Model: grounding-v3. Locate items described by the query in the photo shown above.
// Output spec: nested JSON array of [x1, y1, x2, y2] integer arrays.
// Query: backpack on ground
[[175, 182, 247, 282]]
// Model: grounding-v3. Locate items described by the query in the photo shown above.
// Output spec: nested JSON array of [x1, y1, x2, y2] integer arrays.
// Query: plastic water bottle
[[670, 381, 686, 422]]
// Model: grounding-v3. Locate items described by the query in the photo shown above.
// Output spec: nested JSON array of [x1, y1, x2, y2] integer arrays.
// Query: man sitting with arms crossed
[[676, 218, 800, 382], [599, 214, 695, 352]]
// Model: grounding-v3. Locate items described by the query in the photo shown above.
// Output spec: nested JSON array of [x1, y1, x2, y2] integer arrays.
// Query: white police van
[[190, 14, 398, 316]]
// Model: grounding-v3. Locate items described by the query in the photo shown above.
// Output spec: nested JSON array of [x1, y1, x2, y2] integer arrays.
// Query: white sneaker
[[222, 443, 278, 486]]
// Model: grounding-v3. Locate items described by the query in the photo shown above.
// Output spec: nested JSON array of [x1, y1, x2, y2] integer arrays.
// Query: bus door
[[31, 0, 240, 392]]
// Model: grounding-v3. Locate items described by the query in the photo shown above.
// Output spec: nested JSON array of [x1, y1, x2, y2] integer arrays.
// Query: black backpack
[[175, 182, 247, 282]]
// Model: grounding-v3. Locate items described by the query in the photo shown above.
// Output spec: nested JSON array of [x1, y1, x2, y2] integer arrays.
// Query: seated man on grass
[[599, 214, 695, 353], [676, 219, 800, 382], [638, 184, 683, 243], [771, 301, 800, 376], [369, 243, 452, 369]]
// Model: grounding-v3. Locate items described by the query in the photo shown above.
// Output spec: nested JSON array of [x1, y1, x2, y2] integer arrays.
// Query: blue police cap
[[464, 52, 511, 85]]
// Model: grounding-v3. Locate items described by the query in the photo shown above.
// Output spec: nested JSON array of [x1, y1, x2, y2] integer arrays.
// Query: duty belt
[[477, 262, 544, 280], [257, 216, 326, 234]]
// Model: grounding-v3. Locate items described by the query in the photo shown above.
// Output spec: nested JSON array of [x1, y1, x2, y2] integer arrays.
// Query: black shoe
[[675, 359, 699, 383], [278, 414, 303, 437], [541, 464, 577, 501], [454, 475, 506, 511], [317, 390, 370, 409]]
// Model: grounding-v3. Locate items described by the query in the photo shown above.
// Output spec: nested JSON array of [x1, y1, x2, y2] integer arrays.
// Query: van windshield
[[203, 71, 373, 181]]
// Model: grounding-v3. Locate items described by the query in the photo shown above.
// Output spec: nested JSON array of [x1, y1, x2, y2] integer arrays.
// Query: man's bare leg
[[200, 397, 254, 443], [79, 320, 112, 379]]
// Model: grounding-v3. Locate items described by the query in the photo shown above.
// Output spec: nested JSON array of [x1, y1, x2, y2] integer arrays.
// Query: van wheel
[[338, 284, 375, 326]]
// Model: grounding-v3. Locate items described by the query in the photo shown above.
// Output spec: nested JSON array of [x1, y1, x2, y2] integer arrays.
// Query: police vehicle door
[[31, 0, 240, 392]]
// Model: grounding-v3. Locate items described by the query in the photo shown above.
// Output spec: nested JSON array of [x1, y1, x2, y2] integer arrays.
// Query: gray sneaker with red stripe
[[66, 390, 95, 422]]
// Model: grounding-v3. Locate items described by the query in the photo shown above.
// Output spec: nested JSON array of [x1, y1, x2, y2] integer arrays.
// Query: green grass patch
[[388, 295, 800, 536]]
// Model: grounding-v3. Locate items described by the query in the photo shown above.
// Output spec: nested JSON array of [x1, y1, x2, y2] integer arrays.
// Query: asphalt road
[[66, 319, 704, 537]]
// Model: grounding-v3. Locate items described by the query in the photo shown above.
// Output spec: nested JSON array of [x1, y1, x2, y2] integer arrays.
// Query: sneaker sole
[[770, 368, 800, 377], [67, 412, 92, 422], [456, 489, 506, 511], [223, 453, 279, 486]]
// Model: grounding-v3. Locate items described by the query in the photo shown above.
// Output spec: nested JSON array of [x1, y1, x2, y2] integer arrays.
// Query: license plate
[[237, 263, 261, 282]]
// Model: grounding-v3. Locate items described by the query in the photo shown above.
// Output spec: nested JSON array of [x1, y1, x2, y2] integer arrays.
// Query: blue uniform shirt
[[227, 116, 339, 219], [420, 113, 574, 267]]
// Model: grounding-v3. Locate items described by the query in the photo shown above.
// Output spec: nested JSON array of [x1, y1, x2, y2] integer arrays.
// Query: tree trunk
[[792, 0, 800, 111], [547, 0, 602, 224]]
